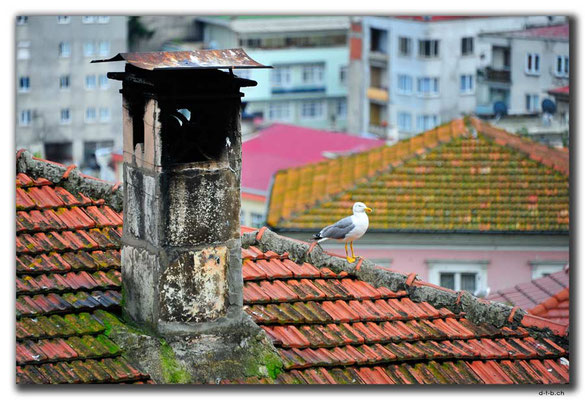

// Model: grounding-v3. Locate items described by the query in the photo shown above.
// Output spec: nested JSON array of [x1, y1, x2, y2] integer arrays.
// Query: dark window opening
[[45, 142, 73, 165], [370, 28, 388, 53], [461, 37, 474, 55]]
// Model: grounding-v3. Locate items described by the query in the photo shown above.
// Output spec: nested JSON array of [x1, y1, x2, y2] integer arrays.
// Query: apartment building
[[476, 23, 569, 116], [196, 16, 351, 131], [15, 15, 127, 177], [347, 16, 566, 141]]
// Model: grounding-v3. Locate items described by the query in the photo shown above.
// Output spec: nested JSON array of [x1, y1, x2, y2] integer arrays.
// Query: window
[[59, 41, 71, 58], [417, 77, 439, 96], [525, 53, 540, 75], [16, 16, 28, 25], [418, 39, 439, 58], [397, 112, 412, 132], [416, 114, 439, 132], [45, 142, 73, 164], [461, 37, 474, 55], [370, 28, 388, 53], [98, 41, 110, 57], [99, 107, 111, 122], [83, 42, 95, 57], [555, 55, 569, 77], [251, 213, 264, 228], [301, 101, 325, 120], [268, 102, 291, 121], [398, 37, 412, 56], [19, 110, 32, 126], [239, 210, 246, 226], [530, 261, 567, 280], [19, 76, 30, 93], [271, 67, 291, 88], [57, 16, 71, 24], [460, 74, 474, 94], [83, 140, 114, 167], [60, 109, 71, 124], [97, 16, 110, 24], [82, 16, 96, 24], [339, 66, 348, 85], [525, 94, 540, 112], [301, 64, 324, 85], [427, 260, 488, 296], [85, 75, 97, 90], [336, 99, 347, 119], [17, 41, 31, 60], [98, 75, 109, 89], [59, 75, 70, 90], [85, 107, 97, 123], [397, 74, 413, 94]]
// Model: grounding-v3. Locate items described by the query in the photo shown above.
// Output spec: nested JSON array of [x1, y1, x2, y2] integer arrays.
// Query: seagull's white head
[[353, 202, 373, 214]]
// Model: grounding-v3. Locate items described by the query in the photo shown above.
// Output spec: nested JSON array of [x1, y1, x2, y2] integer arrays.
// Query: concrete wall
[[15, 15, 127, 166]]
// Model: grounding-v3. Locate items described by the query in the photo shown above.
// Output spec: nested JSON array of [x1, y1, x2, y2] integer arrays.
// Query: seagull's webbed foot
[[346, 256, 356, 263]]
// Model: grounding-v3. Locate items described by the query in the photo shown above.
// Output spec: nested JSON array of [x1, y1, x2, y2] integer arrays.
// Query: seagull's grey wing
[[318, 216, 355, 239]]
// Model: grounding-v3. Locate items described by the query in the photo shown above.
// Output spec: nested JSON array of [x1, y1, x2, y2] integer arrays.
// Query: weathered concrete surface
[[107, 312, 283, 384], [159, 246, 228, 323], [121, 246, 158, 328]]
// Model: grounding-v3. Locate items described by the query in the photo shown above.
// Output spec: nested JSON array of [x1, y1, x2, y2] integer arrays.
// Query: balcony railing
[[367, 87, 389, 102], [481, 67, 511, 83]]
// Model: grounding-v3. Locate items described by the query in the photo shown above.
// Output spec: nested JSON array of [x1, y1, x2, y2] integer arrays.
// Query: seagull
[[312, 202, 373, 263]]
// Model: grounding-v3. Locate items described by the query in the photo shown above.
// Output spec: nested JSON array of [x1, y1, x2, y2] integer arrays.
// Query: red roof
[[496, 24, 569, 40], [488, 268, 569, 326], [549, 85, 570, 95], [233, 227, 569, 384], [15, 152, 151, 384], [394, 16, 478, 22], [16, 151, 569, 385], [242, 124, 384, 194]]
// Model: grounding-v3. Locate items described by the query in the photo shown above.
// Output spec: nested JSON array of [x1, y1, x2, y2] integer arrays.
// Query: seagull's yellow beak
[[365, 207, 373, 213]]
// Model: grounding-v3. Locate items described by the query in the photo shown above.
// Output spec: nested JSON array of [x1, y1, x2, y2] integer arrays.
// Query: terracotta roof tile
[[267, 119, 568, 233]]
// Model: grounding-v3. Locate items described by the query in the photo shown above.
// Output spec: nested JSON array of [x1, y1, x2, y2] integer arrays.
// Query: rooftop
[[266, 118, 569, 233], [482, 23, 569, 41], [15, 150, 569, 384], [242, 124, 384, 195]]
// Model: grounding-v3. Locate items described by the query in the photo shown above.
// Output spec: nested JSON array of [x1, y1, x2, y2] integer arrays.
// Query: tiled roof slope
[[267, 118, 569, 233], [488, 268, 569, 326], [234, 228, 569, 384], [15, 152, 151, 384]]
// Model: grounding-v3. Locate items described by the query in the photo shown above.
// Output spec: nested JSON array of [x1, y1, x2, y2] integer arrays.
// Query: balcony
[[479, 67, 510, 83], [367, 87, 389, 102]]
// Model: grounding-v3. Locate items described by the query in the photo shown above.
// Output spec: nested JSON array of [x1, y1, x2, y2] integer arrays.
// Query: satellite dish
[[493, 101, 508, 117], [542, 99, 557, 114]]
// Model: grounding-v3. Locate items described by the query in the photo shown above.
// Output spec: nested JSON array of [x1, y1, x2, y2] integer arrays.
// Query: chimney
[[95, 50, 270, 335]]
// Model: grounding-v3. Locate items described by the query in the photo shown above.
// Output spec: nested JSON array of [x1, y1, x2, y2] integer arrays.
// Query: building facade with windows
[[347, 16, 566, 141], [476, 23, 569, 117], [196, 16, 351, 131], [15, 15, 127, 175]]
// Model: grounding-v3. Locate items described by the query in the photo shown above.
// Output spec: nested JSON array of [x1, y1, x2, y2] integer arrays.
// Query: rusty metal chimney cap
[[91, 48, 271, 71]]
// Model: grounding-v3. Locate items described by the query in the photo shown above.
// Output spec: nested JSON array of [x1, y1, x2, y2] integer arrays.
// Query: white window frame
[[525, 52, 541, 75], [59, 41, 71, 58], [300, 100, 325, 120], [98, 74, 109, 89], [16, 16, 28, 25], [17, 41, 31, 60], [57, 16, 71, 24], [339, 66, 348, 85], [460, 74, 474, 94], [530, 261, 567, 280], [525, 94, 540, 112], [97, 16, 110, 24], [397, 74, 413, 95], [336, 99, 347, 119], [85, 107, 97, 124], [397, 112, 412, 132], [99, 107, 111, 123], [250, 212, 264, 228], [19, 76, 30, 93], [98, 41, 110, 57], [555, 55, 569, 78], [301, 64, 325, 85], [19, 110, 32, 127], [60, 108, 72, 125], [83, 41, 95, 57], [82, 16, 97, 24], [461, 37, 474, 56], [417, 77, 439, 97], [267, 102, 292, 121], [59, 75, 70, 90], [398, 36, 412, 56], [427, 260, 489, 296], [418, 39, 439, 58], [85, 75, 97, 90], [416, 114, 439, 132], [271, 66, 292, 88]]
